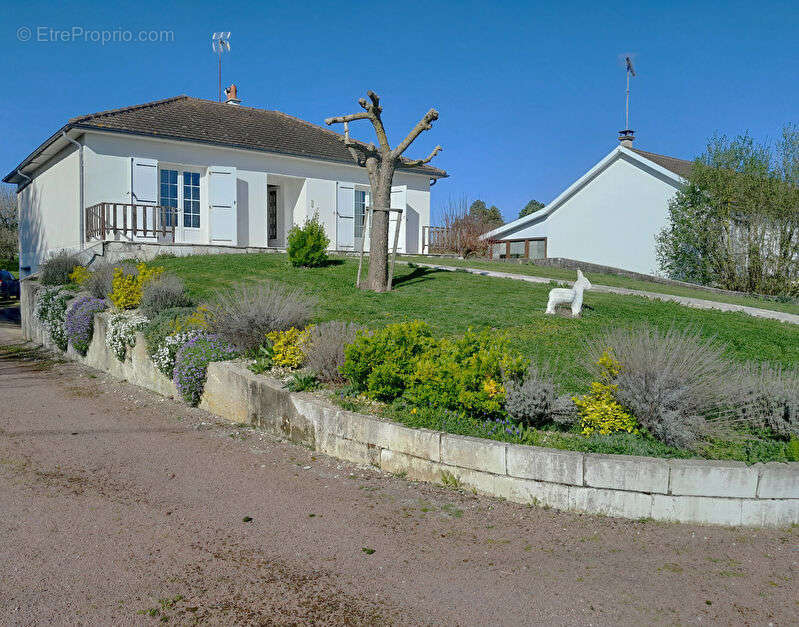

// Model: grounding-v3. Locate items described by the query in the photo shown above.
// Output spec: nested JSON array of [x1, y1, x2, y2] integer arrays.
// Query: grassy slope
[[155, 253, 799, 395], [399, 255, 799, 316]]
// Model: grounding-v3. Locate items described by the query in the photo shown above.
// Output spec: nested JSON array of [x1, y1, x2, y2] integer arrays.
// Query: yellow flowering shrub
[[109, 263, 164, 310], [266, 326, 313, 369], [482, 377, 504, 399], [573, 349, 638, 436], [185, 304, 212, 329], [68, 265, 91, 286]]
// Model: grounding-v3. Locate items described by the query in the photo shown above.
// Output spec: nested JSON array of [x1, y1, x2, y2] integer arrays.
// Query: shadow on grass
[[391, 266, 445, 289]]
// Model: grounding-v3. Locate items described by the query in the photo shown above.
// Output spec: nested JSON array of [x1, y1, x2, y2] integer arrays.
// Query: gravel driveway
[[0, 332, 797, 625]]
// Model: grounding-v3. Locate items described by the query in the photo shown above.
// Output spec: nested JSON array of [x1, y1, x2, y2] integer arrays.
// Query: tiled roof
[[630, 147, 693, 178], [69, 95, 446, 177]]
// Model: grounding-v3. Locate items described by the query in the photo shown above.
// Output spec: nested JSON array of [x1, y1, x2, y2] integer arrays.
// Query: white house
[[4, 89, 447, 277], [482, 133, 692, 275]]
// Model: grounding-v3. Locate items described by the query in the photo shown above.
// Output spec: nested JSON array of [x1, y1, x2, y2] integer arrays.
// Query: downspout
[[62, 131, 84, 249], [14, 170, 32, 274]]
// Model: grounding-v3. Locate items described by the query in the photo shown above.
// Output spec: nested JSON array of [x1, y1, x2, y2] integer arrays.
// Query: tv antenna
[[211, 32, 231, 102], [624, 56, 636, 131]]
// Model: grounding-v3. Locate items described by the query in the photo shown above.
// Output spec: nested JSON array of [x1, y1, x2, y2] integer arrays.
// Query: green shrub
[[405, 328, 528, 419], [287, 214, 330, 267], [342, 320, 434, 401]]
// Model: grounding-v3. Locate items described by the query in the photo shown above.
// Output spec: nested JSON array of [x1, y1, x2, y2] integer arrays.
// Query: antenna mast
[[624, 56, 636, 130], [211, 32, 231, 102]]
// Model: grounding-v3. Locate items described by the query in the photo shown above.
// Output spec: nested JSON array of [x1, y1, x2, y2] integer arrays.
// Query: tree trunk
[[364, 163, 394, 292]]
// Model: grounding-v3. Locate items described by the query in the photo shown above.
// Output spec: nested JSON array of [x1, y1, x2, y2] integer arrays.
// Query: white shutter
[[390, 185, 407, 253], [336, 183, 355, 249], [131, 157, 158, 236], [208, 166, 237, 243]]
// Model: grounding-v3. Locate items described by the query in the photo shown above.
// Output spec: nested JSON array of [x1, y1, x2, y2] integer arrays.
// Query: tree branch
[[401, 145, 443, 168], [324, 112, 370, 125], [393, 109, 439, 158], [326, 90, 391, 154]]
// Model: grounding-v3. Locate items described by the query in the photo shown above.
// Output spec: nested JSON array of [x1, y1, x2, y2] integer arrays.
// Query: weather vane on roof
[[211, 32, 231, 103]]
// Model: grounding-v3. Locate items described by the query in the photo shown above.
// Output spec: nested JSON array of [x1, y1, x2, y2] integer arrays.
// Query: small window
[[354, 190, 367, 238], [183, 171, 200, 228], [159, 169, 178, 226], [508, 241, 526, 258], [529, 239, 546, 259]]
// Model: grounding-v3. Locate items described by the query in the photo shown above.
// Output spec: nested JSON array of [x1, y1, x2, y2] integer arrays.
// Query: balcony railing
[[85, 202, 176, 243]]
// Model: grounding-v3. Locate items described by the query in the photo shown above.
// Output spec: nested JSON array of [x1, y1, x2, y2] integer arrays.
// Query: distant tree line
[[656, 126, 799, 297], [0, 185, 17, 263]]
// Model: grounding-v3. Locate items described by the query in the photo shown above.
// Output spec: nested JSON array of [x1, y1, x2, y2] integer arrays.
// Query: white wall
[[82, 131, 432, 250], [499, 153, 679, 274], [18, 144, 80, 276]]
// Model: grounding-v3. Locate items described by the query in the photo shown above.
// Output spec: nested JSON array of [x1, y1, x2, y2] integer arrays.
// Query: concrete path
[[402, 262, 799, 325], [1, 343, 797, 624]]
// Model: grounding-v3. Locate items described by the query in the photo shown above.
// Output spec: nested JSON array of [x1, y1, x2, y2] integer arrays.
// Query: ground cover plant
[[34, 286, 73, 350], [106, 312, 148, 361], [64, 295, 107, 355], [173, 334, 239, 405]]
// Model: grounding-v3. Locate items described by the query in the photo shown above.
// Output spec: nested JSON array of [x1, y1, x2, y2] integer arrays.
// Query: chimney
[[224, 84, 241, 105], [618, 129, 635, 148]]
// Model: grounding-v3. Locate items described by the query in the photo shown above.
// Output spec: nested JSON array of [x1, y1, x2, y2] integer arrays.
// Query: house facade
[[4, 93, 446, 278], [482, 138, 692, 275]]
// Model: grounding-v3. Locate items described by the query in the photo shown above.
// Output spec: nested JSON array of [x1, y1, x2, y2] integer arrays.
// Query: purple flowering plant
[[173, 333, 239, 406], [65, 295, 107, 355]]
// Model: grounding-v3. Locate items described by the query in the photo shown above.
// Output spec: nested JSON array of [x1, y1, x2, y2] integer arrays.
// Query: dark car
[[0, 270, 19, 299]]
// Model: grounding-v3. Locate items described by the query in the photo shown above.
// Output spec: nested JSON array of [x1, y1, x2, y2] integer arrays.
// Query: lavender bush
[[64, 295, 107, 355], [173, 334, 239, 406]]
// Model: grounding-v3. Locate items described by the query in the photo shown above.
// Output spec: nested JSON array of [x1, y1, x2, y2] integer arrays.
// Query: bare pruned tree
[[326, 91, 442, 292], [0, 184, 18, 262]]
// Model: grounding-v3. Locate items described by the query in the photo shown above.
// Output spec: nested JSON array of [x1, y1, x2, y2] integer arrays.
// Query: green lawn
[[399, 255, 799, 316], [154, 253, 799, 395]]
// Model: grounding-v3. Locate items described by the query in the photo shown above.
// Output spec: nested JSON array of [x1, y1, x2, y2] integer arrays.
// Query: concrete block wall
[[20, 280, 799, 527]]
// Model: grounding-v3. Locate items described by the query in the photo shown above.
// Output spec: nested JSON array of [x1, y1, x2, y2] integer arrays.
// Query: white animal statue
[[545, 269, 592, 317]]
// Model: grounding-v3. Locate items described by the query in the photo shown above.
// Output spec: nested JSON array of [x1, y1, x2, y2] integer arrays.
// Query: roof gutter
[[61, 131, 85, 250], [14, 169, 32, 186]]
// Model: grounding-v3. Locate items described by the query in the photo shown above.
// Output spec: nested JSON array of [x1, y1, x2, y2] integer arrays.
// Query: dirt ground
[[0, 322, 797, 625]]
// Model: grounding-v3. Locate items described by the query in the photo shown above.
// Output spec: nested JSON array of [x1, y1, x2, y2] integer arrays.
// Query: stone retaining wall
[[20, 280, 799, 527]]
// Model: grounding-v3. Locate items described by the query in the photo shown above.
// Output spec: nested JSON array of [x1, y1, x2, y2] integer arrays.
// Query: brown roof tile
[[630, 148, 693, 179], [71, 95, 447, 177]]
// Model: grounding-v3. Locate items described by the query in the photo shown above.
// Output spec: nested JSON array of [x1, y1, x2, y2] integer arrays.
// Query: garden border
[[20, 280, 799, 527]]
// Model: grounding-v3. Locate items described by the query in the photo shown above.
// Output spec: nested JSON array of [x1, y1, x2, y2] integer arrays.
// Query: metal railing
[[85, 202, 176, 242]]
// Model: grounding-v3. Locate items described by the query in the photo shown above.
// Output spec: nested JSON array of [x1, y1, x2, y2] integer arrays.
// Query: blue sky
[[3, 0, 797, 223]]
